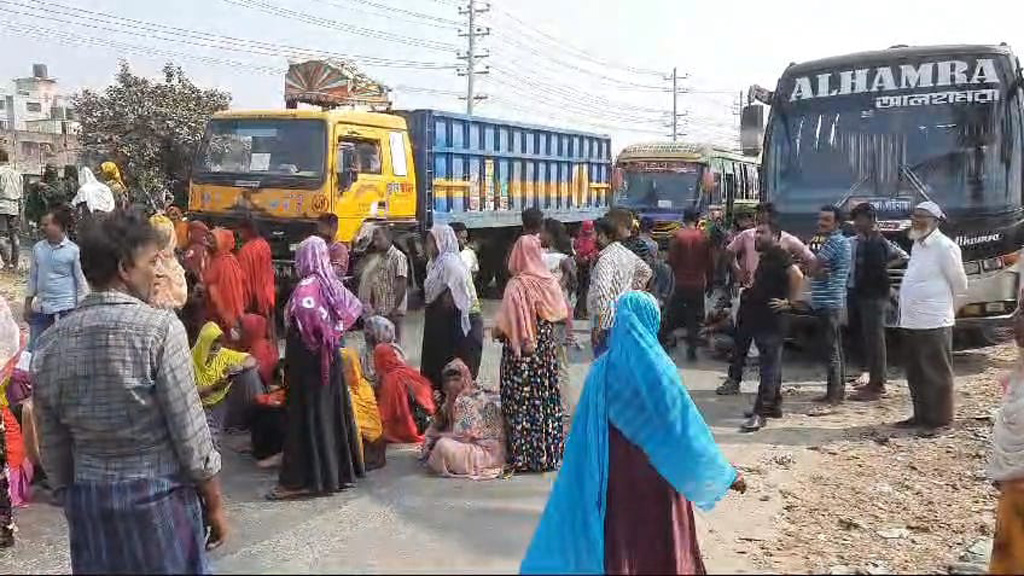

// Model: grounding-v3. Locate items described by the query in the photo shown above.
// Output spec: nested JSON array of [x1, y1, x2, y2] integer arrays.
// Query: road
[[4, 299, 815, 574]]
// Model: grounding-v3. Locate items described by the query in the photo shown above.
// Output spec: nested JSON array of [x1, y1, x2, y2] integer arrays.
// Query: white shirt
[[0, 164, 22, 216], [460, 247, 479, 277], [899, 230, 969, 330]]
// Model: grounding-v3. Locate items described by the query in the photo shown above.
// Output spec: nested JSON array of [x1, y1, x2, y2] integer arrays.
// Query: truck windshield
[[193, 118, 327, 187], [616, 163, 702, 210], [765, 57, 1022, 219]]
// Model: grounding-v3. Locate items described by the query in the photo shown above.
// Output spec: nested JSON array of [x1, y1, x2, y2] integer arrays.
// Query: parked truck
[[187, 107, 613, 298]]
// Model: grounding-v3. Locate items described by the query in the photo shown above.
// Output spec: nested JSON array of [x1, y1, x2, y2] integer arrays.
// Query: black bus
[[746, 44, 1024, 345]]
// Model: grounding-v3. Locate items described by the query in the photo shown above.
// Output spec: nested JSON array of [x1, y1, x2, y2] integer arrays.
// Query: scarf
[[574, 220, 598, 261], [374, 342, 436, 443], [240, 313, 278, 387], [495, 234, 567, 355], [424, 224, 476, 335], [521, 291, 737, 574], [148, 214, 188, 310], [992, 356, 1024, 481], [237, 235, 276, 317], [183, 221, 211, 276], [362, 315, 403, 384], [203, 228, 246, 331], [286, 236, 362, 385], [71, 167, 115, 213], [191, 322, 250, 407]]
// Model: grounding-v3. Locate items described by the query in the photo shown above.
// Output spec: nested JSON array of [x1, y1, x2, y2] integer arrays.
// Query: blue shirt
[[811, 231, 851, 310], [26, 237, 88, 315]]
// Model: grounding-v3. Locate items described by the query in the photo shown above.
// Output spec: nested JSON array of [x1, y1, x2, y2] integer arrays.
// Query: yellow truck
[[188, 107, 613, 294]]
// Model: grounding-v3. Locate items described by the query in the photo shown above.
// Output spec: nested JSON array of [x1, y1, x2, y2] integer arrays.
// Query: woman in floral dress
[[493, 234, 568, 472]]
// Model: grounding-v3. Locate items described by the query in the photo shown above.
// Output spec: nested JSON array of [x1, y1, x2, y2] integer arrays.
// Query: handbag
[[407, 388, 432, 436]]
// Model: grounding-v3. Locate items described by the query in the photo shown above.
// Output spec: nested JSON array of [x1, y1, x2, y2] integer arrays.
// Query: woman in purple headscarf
[[267, 236, 366, 500]]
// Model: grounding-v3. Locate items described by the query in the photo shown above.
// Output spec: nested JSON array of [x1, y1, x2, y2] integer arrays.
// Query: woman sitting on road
[[192, 322, 262, 440], [374, 343, 436, 445], [521, 291, 745, 575], [341, 348, 386, 471], [239, 313, 279, 389], [421, 358, 505, 480], [361, 315, 402, 387]]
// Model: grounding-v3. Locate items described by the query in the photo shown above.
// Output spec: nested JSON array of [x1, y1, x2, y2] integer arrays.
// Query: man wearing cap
[[898, 201, 968, 430]]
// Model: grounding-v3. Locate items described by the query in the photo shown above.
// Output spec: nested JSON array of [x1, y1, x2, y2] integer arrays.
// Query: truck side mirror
[[740, 105, 764, 157], [337, 142, 359, 192]]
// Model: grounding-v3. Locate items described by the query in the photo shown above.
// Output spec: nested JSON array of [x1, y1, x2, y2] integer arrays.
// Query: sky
[[2, 0, 1023, 154]]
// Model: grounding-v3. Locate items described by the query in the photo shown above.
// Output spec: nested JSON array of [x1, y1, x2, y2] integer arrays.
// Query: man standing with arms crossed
[[808, 205, 852, 406], [897, 201, 967, 431]]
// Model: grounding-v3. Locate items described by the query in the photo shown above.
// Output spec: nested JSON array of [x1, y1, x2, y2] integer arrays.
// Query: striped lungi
[[62, 476, 209, 575]]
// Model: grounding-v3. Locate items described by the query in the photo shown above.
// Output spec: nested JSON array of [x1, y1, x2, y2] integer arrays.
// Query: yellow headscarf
[[100, 161, 124, 186], [191, 322, 249, 407], [149, 214, 188, 310], [341, 347, 383, 443]]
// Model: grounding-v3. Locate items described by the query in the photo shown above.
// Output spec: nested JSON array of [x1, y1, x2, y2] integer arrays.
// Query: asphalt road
[[3, 300, 815, 574]]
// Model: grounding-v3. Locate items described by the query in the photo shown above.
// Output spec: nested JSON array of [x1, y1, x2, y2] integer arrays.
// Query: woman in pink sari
[[422, 359, 505, 479]]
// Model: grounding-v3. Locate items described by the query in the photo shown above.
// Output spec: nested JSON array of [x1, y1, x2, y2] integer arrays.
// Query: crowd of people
[[0, 168, 1021, 574]]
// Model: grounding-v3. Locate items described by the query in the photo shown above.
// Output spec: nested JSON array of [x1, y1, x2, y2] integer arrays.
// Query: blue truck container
[[397, 110, 613, 230]]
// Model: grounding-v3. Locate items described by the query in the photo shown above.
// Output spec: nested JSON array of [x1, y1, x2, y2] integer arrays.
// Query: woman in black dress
[[420, 224, 484, 392], [267, 236, 366, 500]]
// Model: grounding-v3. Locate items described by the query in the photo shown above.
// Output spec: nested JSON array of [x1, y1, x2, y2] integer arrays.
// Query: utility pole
[[664, 67, 688, 141], [458, 0, 490, 116]]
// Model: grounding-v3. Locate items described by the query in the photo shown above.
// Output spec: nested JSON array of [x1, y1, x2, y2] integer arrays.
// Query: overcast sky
[[2, 0, 1023, 152]]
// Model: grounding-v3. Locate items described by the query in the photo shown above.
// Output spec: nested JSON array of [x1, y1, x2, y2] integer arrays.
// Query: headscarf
[[148, 214, 188, 310], [424, 224, 477, 335], [203, 228, 246, 331], [191, 322, 250, 407], [237, 234, 276, 317], [362, 315, 402, 384], [495, 234, 568, 355], [100, 161, 125, 187], [240, 314, 278, 387], [183, 221, 211, 276], [374, 342, 436, 443], [521, 291, 738, 574], [574, 220, 598, 261], [285, 236, 362, 385], [71, 167, 115, 213], [329, 242, 350, 280]]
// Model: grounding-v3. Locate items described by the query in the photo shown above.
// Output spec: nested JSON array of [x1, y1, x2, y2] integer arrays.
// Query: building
[[0, 64, 80, 177]]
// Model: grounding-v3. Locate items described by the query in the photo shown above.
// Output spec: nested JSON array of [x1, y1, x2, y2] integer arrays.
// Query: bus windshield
[[765, 58, 1022, 219], [616, 162, 702, 210], [193, 118, 327, 188]]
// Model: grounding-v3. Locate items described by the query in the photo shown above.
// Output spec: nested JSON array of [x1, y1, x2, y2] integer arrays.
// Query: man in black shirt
[[848, 203, 908, 401], [737, 219, 804, 432]]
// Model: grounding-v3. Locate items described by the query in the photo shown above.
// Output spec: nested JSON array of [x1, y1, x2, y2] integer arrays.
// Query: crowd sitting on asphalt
[[0, 154, 1021, 575]]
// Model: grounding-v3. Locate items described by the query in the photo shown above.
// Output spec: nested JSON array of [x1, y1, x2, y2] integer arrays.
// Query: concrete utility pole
[[665, 67, 688, 141], [458, 0, 490, 116]]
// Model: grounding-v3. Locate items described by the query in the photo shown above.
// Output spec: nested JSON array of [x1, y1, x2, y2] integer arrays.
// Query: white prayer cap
[[914, 201, 946, 220]]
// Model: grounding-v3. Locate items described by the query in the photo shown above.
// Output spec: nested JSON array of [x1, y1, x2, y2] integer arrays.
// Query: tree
[[72, 61, 231, 209]]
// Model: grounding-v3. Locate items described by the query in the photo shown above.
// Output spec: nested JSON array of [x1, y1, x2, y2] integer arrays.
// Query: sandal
[[265, 486, 313, 501]]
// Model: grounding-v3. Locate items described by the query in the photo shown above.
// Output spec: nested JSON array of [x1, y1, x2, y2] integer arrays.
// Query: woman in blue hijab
[[521, 290, 745, 575]]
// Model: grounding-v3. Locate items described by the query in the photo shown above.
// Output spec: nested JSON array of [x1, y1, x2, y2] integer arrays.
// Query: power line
[[221, 0, 459, 52], [2, 0, 458, 69], [307, 0, 462, 30]]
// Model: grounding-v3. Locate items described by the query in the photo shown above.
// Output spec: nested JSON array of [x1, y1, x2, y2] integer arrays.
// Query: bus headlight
[[964, 261, 981, 275], [982, 257, 1004, 272]]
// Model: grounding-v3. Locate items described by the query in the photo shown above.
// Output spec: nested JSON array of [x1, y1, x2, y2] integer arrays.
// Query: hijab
[[183, 221, 212, 276], [285, 236, 362, 385], [100, 161, 125, 187], [240, 314, 278, 387], [362, 315, 402, 384], [521, 291, 738, 574], [373, 342, 436, 415], [495, 234, 567, 355], [237, 232, 276, 317], [329, 242, 350, 280], [71, 167, 115, 213], [148, 214, 188, 310], [191, 322, 250, 407], [424, 224, 477, 335], [203, 228, 246, 331]]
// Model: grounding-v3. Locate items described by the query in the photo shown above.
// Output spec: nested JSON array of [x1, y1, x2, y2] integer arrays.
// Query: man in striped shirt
[[587, 217, 652, 355], [810, 205, 852, 405]]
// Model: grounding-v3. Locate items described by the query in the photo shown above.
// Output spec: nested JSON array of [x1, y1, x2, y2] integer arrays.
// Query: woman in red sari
[[240, 314, 279, 388], [237, 219, 276, 318], [203, 228, 246, 333], [374, 343, 436, 444]]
